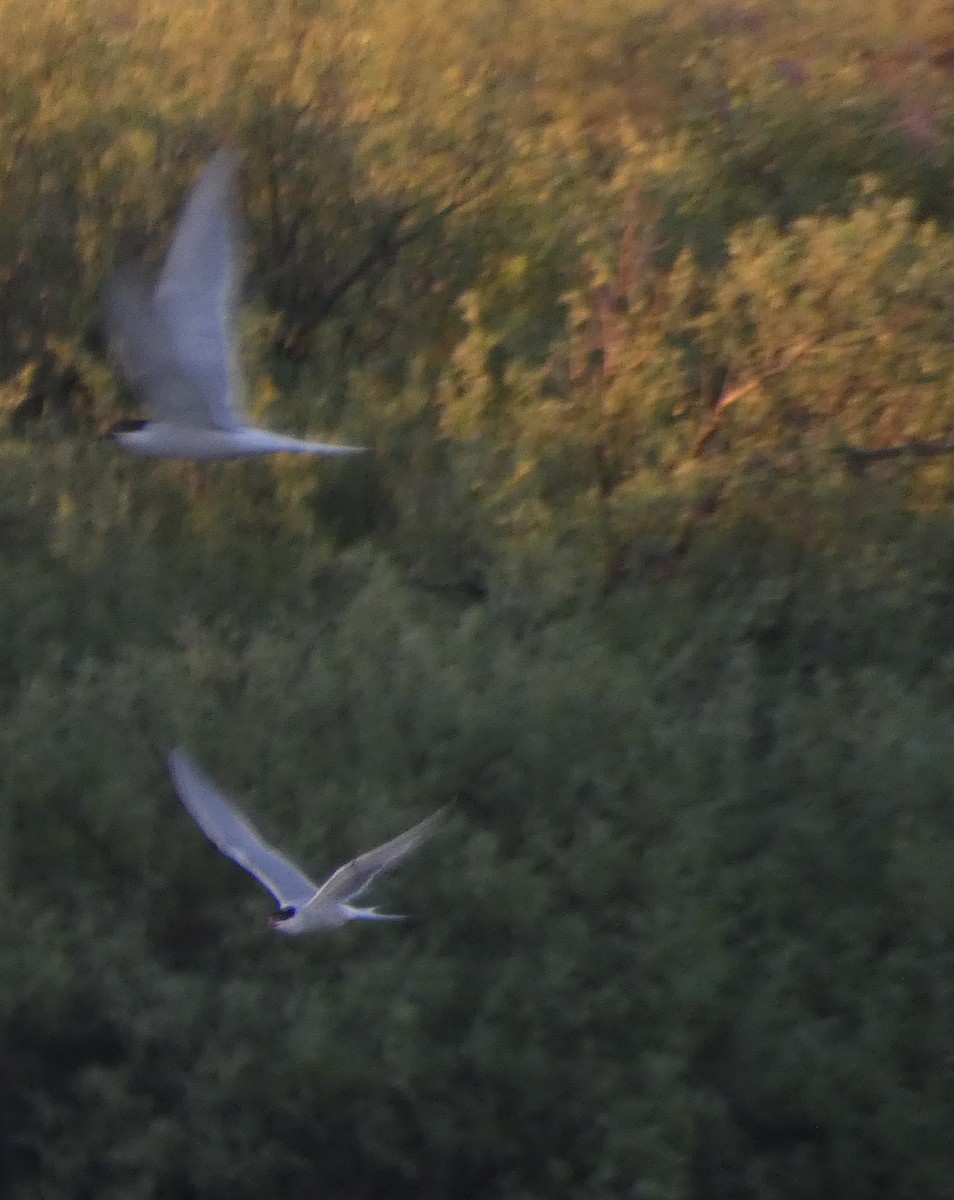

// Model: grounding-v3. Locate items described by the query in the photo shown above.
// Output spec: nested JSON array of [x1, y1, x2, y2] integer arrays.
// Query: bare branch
[[839, 436, 954, 470], [691, 339, 817, 456], [279, 181, 488, 353]]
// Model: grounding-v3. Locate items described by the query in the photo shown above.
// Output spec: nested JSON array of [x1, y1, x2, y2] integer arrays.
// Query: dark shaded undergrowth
[[3, 1, 954, 1197]]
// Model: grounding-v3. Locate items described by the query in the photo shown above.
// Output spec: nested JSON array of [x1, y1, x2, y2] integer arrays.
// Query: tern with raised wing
[[168, 747, 446, 933], [103, 149, 365, 461]]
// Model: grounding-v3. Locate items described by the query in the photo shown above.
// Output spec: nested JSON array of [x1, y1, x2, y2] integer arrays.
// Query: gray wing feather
[[104, 265, 213, 428], [315, 807, 449, 903], [168, 748, 317, 908], [154, 149, 245, 430]]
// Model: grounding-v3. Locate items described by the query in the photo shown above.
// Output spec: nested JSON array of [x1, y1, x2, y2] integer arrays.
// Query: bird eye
[[274, 906, 296, 921]]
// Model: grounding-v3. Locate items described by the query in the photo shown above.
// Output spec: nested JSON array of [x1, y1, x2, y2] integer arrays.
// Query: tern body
[[104, 150, 365, 462], [168, 748, 446, 934], [109, 421, 363, 462]]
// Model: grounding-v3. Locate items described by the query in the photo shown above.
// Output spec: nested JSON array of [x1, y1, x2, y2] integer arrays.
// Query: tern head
[[269, 905, 301, 934], [104, 417, 149, 444]]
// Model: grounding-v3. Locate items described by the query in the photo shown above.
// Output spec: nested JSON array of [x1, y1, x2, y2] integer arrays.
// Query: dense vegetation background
[[2, 0, 954, 1196]]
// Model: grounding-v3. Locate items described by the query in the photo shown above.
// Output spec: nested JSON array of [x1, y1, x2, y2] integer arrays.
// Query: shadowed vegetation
[[2, 1, 954, 1197]]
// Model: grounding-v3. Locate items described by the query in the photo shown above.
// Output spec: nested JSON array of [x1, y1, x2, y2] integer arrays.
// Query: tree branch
[[839, 436, 954, 469], [280, 184, 487, 353], [691, 339, 816, 456]]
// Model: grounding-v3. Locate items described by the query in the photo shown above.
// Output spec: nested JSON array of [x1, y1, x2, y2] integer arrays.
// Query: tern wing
[[154, 149, 245, 431], [104, 265, 213, 428], [315, 807, 449, 904], [168, 747, 317, 909]]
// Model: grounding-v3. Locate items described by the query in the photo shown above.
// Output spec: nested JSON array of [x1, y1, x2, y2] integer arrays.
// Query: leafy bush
[[3, 1, 954, 1198], [3, 564, 954, 1199]]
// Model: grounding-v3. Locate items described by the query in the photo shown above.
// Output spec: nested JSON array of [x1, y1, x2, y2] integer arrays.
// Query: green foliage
[[4, 1, 954, 1198], [3, 558, 954, 1199], [428, 190, 954, 589]]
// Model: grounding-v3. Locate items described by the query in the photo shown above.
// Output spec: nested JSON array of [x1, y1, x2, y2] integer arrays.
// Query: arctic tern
[[104, 149, 365, 461], [168, 747, 447, 933]]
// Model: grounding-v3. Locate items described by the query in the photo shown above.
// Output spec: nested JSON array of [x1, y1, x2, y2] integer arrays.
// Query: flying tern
[[168, 747, 447, 933], [103, 149, 365, 461]]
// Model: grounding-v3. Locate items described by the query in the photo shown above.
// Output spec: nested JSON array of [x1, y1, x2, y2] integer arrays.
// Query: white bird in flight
[[168, 747, 448, 934], [103, 149, 366, 461]]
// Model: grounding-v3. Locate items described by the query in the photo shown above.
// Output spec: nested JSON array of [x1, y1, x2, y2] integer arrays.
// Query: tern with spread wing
[[103, 150, 365, 461], [168, 747, 447, 933]]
